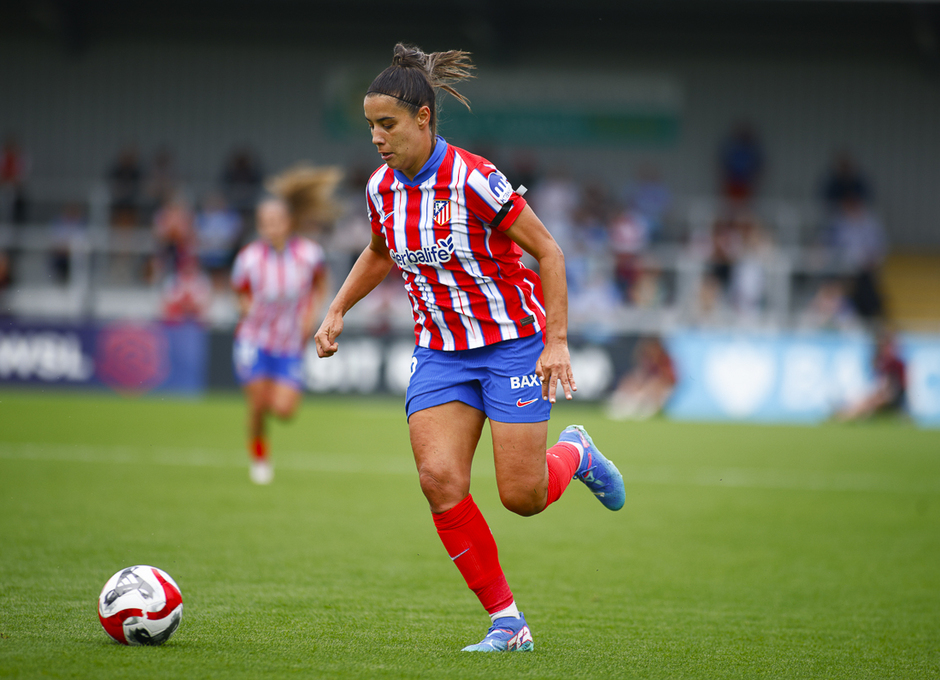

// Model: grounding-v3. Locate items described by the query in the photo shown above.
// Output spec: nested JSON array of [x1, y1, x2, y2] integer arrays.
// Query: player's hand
[[536, 339, 577, 403], [314, 313, 344, 358]]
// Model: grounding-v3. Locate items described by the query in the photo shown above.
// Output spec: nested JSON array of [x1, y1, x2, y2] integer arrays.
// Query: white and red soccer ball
[[97, 565, 183, 645]]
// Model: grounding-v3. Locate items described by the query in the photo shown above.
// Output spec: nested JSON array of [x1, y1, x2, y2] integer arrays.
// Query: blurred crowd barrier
[[1, 166, 934, 337]]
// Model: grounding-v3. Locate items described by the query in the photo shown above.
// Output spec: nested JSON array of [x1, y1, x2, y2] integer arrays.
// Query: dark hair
[[366, 43, 474, 139]]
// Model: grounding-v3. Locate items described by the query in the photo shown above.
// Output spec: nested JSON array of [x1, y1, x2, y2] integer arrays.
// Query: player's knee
[[499, 488, 545, 517], [271, 402, 297, 420], [418, 468, 465, 511]]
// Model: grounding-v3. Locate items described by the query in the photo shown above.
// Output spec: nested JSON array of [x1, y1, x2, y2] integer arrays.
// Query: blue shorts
[[233, 340, 304, 390], [406, 334, 552, 423]]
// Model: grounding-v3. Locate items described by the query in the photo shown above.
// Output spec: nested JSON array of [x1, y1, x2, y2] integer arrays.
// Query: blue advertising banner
[[0, 318, 207, 395], [665, 331, 940, 428]]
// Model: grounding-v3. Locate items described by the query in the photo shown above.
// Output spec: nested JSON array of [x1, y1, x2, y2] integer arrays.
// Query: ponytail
[[367, 43, 475, 138], [265, 164, 343, 228]]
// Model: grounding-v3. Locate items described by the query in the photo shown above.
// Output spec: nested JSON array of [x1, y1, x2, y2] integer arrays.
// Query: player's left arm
[[504, 204, 576, 403]]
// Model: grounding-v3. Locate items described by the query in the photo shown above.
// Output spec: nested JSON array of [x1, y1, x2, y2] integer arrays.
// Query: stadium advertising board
[[0, 318, 207, 395], [300, 335, 617, 401], [665, 331, 940, 428]]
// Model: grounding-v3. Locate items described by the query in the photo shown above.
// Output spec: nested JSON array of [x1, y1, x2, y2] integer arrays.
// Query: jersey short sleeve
[[465, 164, 528, 232], [230, 247, 252, 294], [366, 186, 386, 238]]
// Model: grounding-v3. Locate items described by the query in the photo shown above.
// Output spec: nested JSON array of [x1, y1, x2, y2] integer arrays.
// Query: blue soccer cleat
[[461, 613, 534, 652], [560, 424, 625, 511]]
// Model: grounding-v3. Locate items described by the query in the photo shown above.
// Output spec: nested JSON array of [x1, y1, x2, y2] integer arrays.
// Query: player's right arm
[[236, 291, 252, 319], [315, 232, 393, 358]]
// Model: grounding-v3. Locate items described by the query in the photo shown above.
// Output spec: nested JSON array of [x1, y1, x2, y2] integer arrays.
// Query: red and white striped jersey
[[231, 236, 326, 355], [367, 138, 546, 351]]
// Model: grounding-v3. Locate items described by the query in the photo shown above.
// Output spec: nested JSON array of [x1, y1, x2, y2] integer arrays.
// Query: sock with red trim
[[250, 437, 268, 462], [432, 494, 514, 615], [544, 442, 581, 508]]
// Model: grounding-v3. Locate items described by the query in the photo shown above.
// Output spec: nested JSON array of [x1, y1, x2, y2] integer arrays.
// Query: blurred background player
[[314, 43, 625, 652], [836, 332, 907, 421], [231, 165, 339, 483], [606, 335, 677, 421]]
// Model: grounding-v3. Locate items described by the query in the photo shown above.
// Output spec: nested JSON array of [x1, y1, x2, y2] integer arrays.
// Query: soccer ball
[[97, 565, 183, 645]]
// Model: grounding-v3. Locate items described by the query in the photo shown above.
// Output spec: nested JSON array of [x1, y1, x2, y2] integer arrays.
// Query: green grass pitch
[[1, 389, 938, 679]]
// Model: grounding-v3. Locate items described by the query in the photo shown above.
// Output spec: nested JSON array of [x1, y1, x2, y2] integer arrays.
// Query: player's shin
[[432, 494, 514, 614], [544, 441, 581, 508]]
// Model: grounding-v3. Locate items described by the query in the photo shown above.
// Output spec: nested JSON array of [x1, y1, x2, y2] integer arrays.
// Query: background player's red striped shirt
[[231, 236, 325, 355], [367, 139, 546, 351]]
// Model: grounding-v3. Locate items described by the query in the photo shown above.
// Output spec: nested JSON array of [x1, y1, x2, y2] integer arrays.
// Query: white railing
[[0, 183, 886, 334]]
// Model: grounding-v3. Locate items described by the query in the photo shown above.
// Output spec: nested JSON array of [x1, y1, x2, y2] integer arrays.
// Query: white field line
[[0, 442, 415, 475], [0, 442, 937, 495]]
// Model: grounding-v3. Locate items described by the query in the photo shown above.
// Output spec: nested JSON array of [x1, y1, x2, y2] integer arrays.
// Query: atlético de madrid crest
[[433, 200, 451, 226]]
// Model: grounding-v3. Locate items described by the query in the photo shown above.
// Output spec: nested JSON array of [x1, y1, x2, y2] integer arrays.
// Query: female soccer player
[[314, 44, 625, 652], [232, 166, 338, 484]]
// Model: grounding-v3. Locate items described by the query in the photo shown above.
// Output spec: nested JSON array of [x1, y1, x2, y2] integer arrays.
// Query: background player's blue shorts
[[233, 340, 304, 390], [406, 333, 552, 423]]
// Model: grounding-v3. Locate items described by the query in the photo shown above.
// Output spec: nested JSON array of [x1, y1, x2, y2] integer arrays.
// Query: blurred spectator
[[622, 162, 671, 241], [631, 259, 666, 309], [569, 263, 622, 341], [48, 202, 87, 284], [0, 134, 30, 224], [327, 167, 373, 278], [608, 206, 651, 303], [194, 191, 242, 288], [706, 214, 739, 296], [358, 272, 411, 336], [108, 145, 143, 228], [529, 167, 578, 258], [799, 278, 859, 331], [835, 332, 906, 421], [822, 151, 871, 210], [144, 146, 179, 220], [0, 250, 11, 290], [606, 336, 677, 420], [577, 182, 616, 258], [827, 196, 887, 320], [221, 147, 263, 223], [719, 122, 763, 205], [567, 184, 614, 298], [507, 151, 539, 194], [152, 193, 196, 282], [728, 212, 773, 315], [161, 255, 212, 324], [696, 272, 731, 326]]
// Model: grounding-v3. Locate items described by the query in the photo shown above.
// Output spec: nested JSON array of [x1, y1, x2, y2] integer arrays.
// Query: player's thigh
[[243, 378, 274, 411], [489, 419, 549, 507], [269, 381, 303, 418], [409, 401, 486, 511]]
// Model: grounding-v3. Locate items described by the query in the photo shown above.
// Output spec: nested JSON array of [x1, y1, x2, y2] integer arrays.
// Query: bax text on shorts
[[510, 373, 541, 390]]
